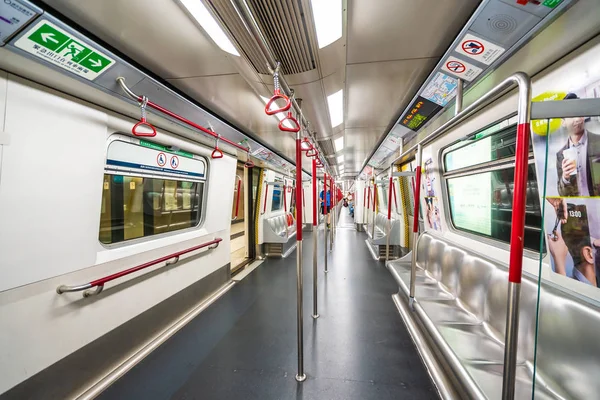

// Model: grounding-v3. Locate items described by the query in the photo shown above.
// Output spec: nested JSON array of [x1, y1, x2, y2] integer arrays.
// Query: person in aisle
[[320, 188, 331, 228]]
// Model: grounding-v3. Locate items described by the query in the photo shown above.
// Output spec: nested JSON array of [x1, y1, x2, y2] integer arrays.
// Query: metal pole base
[[409, 296, 415, 311], [312, 314, 320, 319], [295, 374, 307, 382]]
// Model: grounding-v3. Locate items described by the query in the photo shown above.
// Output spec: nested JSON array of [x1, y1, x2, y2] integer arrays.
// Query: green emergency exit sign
[[543, 0, 562, 8], [14, 20, 115, 80]]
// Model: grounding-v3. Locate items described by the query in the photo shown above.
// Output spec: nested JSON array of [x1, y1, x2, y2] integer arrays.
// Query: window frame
[[99, 135, 209, 248], [440, 120, 544, 259]]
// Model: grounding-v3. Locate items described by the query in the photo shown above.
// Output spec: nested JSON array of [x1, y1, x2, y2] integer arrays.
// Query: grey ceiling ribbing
[[211, 0, 316, 75]]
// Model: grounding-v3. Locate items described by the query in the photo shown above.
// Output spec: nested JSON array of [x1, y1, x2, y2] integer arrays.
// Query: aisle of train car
[[97, 208, 435, 400]]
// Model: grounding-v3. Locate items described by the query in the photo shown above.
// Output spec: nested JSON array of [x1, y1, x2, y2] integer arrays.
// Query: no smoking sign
[[441, 57, 482, 82]]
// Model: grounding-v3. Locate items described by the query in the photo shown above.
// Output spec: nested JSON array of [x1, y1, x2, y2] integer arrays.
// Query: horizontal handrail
[[57, 238, 222, 297], [117, 78, 249, 154]]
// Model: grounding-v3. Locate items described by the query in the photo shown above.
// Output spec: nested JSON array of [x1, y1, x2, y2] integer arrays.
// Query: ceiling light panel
[[180, 0, 240, 56], [334, 136, 344, 152], [337, 155, 344, 163], [327, 89, 344, 128], [310, 0, 343, 48]]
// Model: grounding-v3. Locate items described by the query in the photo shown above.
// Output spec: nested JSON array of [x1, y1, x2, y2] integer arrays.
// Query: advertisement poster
[[422, 156, 442, 232], [531, 81, 600, 288]]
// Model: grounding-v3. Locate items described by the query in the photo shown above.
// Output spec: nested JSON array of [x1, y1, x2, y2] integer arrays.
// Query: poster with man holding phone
[[531, 85, 600, 288]]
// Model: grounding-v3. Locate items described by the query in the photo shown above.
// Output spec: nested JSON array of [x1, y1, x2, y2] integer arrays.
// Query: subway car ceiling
[[0, 0, 598, 181]]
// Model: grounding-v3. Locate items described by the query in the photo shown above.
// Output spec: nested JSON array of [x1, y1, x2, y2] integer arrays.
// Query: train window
[[99, 176, 203, 244], [444, 127, 544, 253], [99, 137, 207, 245], [271, 188, 283, 211], [444, 118, 528, 172]]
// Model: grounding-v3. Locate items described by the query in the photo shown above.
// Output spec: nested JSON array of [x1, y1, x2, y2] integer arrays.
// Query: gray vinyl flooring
[[98, 208, 437, 400]]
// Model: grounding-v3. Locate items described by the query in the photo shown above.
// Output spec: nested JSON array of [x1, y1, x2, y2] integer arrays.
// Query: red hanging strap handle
[[132, 96, 157, 137], [279, 111, 301, 133], [265, 64, 291, 115], [211, 133, 224, 159], [262, 184, 269, 214]]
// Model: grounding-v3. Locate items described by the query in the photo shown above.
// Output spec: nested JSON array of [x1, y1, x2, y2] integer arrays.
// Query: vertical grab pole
[[323, 173, 328, 273], [371, 176, 377, 240], [363, 187, 367, 226], [386, 174, 393, 261], [366, 186, 371, 227], [295, 130, 306, 383], [455, 78, 463, 117], [234, 177, 242, 219], [329, 175, 334, 251], [409, 144, 422, 310], [502, 76, 531, 400], [312, 158, 319, 319]]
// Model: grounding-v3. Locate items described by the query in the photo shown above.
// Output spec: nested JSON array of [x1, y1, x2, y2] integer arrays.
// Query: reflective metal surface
[[388, 232, 600, 400], [295, 240, 305, 382]]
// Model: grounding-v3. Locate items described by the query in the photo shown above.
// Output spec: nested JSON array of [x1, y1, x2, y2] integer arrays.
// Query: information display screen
[[399, 96, 442, 131]]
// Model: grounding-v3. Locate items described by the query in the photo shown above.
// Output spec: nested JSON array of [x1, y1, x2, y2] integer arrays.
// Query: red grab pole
[[312, 159, 317, 226], [387, 176, 393, 220], [284, 185, 287, 212], [262, 184, 269, 214], [508, 122, 531, 284], [323, 173, 328, 217], [296, 143, 302, 241], [234, 178, 242, 218], [412, 166, 421, 233]]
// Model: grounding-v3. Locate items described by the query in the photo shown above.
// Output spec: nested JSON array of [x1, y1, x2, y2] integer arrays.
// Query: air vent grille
[[210, 0, 316, 75], [317, 138, 335, 156]]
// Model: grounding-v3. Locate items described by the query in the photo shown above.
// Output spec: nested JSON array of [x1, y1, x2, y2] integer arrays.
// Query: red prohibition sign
[[446, 60, 466, 74], [157, 152, 167, 167], [462, 39, 484, 55], [170, 155, 180, 169]]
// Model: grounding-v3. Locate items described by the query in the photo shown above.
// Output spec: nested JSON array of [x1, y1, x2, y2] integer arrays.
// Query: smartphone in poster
[[531, 81, 600, 288]]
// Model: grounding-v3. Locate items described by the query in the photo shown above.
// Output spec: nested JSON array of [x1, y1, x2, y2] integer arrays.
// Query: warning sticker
[[455, 33, 505, 65], [440, 57, 482, 82]]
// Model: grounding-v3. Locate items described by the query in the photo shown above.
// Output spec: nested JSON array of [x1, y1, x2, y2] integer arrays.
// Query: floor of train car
[[98, 209, 436, 400]]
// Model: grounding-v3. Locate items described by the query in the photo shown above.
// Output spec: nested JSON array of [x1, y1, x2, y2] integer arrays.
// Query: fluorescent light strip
[[180, 0, 239, 56], [327, 89, 344, 128], [310, 0, 342, 48], [337, 155, 344, 163], [334, 136, 344, 152]]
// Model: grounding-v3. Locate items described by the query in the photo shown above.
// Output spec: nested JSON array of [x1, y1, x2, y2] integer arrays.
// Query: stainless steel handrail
[[403, 72, 531, 400], [57, 238, 222, 298]]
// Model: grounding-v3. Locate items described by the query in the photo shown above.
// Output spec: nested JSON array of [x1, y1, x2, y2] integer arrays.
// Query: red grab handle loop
[[211, 148, 223, 159], [265, 89, 291, 115], [132, 120, 157, 137], [278, 111, 301, 133], [306, 148, 318, 158], [211, 134, 223, 159], [244, 159, 254, 168], [132, 96, 157, 137]]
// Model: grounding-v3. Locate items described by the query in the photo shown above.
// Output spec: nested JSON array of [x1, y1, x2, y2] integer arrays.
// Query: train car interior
[[1, 0, 600, 399]]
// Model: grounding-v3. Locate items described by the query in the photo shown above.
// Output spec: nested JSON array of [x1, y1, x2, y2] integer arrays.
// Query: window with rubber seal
[[99, 137, 206, 245], [443, 119, 545, 253]]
